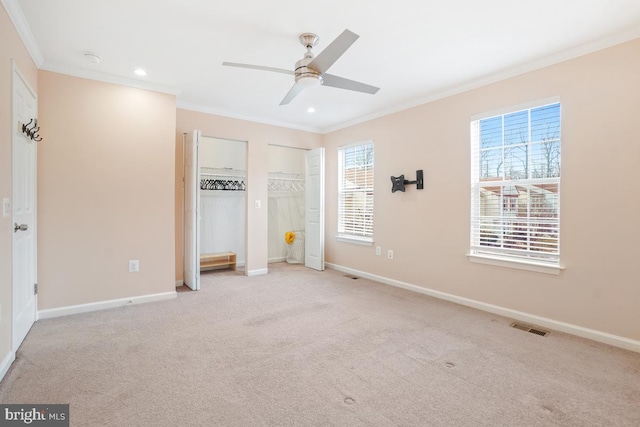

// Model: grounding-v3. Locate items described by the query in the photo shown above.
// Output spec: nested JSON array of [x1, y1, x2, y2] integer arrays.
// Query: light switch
[[2, 198, 9, 218]]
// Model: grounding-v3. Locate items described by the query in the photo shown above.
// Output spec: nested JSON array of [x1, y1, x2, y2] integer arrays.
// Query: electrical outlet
[[375, 246, 381, 256], [2, 198, 9, 217], [129, 260, 139, 273], [387, 250, 394, 260], [255, 200, 261, 209]]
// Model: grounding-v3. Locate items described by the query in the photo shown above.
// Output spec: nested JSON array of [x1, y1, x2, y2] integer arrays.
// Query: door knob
[[14, 223, 28, 232]]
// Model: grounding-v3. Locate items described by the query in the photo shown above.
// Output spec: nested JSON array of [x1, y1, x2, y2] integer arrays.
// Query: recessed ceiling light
[[134, 68, 147, 76], [307, 107, 316, 113]]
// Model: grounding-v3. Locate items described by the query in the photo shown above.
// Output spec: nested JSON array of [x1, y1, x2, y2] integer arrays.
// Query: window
[[470, 102, 561, 266], [338, 141, 374, 244]]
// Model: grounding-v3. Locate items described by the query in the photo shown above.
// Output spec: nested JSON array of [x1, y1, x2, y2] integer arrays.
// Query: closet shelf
[[268, 172, 305, 192], [200, 178, 245, 191], [200, 167, 246, 191]]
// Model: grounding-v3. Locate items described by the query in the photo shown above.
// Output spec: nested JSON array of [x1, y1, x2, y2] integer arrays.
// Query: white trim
[[175, 280, 184, 287], [247, 268, 268, 277], [177, 101, 321, 134], [40, 61, 181, 96], [1, 0, 44, 67], [337, 139, 374, 150], [0, 351, 16, 383], [470, 96, 561, 121], [321, 27, 640, 134], [467, 254, 564, 275], [336, 235, 373, 246], [268, 257, 286, 263], [38, 291, 177, 320], [325, 263, 640, 353]]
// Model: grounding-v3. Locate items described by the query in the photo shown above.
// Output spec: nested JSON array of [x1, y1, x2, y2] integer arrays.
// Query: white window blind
[[470, 102, 561, 264], [338, 142, 374, 241]]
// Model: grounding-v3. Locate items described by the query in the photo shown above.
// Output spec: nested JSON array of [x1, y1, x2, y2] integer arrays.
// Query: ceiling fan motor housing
[[295, 33, 323, 87]]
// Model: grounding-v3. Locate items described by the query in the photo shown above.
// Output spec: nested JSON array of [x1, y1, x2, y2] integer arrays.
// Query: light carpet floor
[[1, 263, 639, 426]]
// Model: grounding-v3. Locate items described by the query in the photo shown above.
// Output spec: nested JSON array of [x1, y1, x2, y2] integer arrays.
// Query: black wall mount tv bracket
[[391, 170, 424, 193]]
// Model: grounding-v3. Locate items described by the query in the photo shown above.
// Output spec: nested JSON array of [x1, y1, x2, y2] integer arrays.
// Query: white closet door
[[183, 130, 200, 290], [305, 148, 325, 271]]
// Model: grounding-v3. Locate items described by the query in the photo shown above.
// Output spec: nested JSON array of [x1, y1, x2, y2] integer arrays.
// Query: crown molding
[[1, 0, 44, 67], [176, 101, 322, 134], [41, 61, 181, 96], [321, 26, 640, 134]]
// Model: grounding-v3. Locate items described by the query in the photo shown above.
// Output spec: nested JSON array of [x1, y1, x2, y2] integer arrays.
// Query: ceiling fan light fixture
[[297, 75, 322, 88]]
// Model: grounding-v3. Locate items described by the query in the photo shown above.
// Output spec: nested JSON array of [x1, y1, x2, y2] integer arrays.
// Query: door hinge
[[34, 283, 38, 295]]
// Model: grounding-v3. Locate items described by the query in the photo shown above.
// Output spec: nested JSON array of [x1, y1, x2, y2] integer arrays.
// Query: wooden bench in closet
[[200, 252, 236, 271]]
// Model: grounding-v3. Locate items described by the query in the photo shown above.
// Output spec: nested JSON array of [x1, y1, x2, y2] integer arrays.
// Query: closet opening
[[183, 130, 250, 290], [268, 145, 307, 266], [199, 136, 247, 276], [198, 136, 247, 272]]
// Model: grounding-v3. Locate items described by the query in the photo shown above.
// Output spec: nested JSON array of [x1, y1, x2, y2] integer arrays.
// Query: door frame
[[183, 130, 200, 290], [183, 131, 249, 287], [11, 61, 38, 351]]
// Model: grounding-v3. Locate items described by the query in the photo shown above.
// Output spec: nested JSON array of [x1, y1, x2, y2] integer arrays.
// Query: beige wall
[[175, 110, 322, 279], [0, 4, 38, 367], [323, 38, 640, 341], [37, 71, 176, 309]]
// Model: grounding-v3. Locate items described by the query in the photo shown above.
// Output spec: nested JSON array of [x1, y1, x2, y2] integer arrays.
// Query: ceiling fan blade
[[322, 73, 379, 94], [222, 62, 294, 75], [307, 29, 359, 74], [280, 84, 304, 105]]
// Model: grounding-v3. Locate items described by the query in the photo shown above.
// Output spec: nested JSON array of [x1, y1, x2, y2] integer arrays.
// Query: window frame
[[469, 99, 564, 274], [337, 140, 374, 246]]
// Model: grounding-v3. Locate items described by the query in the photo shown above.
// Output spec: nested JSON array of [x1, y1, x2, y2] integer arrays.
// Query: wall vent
[[510, 322, 549, 337]]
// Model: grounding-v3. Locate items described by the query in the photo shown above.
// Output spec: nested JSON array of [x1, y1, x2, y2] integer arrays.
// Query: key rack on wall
[[19, 118, 43, 142]]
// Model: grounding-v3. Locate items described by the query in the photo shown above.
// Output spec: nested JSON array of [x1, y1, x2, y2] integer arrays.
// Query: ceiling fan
[[222, 29, 380, 105]]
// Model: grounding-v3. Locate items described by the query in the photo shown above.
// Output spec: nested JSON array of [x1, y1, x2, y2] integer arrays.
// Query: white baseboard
[[38, 291, 177, 320], [0, 351, 16, 384], [247, 268, 268, 277], [268, 257, 286, 263], [175, 280, 184, 287], [326, 263, 640, 353]]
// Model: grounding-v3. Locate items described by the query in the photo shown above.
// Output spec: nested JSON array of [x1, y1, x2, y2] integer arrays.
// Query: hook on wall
[[390, 170, 424, 193], [20, 118, 43, 142]]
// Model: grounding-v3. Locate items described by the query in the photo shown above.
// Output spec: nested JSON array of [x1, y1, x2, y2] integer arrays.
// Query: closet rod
[[267, 177, 304, 182], [201, 173, 245, 178]]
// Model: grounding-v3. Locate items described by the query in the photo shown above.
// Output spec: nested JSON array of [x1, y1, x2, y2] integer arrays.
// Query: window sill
[[466, 253, 565, 275], [336, 235, 373, 246]]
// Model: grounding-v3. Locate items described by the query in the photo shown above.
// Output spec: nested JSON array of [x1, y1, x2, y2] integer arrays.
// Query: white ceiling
[[8, 0, 640, 133]]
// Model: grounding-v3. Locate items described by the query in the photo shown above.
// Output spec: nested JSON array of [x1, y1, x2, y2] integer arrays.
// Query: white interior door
[[183, 130, 201, 290], [12, 65, 37, 350], [305, 148, 325, 271]]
